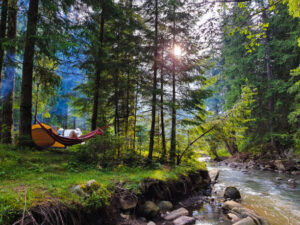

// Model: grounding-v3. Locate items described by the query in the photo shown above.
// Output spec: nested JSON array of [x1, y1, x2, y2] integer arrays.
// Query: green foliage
[[204, 81, 257, 156], [219, 3, 300, 154], [80, 181, 111, 210]]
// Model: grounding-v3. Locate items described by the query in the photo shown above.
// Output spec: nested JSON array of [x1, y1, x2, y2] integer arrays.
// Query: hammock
[[32, 120, 109, 148]]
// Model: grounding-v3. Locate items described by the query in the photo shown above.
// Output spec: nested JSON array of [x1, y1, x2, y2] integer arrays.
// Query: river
[[193, 158, 300, 225]]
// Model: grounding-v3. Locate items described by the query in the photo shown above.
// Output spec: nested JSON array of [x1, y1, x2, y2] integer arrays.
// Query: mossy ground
[[0, 144, 206, 224]]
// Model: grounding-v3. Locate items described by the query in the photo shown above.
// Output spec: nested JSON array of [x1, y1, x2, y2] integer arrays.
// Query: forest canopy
[[0, 0, 299, 164]]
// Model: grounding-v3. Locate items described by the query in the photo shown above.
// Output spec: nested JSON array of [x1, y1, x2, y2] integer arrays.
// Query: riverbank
[[215, 152, 300, 176], [0, 146, 209, 225]]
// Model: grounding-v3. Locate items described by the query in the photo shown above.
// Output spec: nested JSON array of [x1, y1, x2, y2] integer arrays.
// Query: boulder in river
[[233, 216, 256, 225], [224, 186, 241, 200], [223, 201, 270, 225], [163, 207, 189, 220], [228, 213, 241, 223], [147, 221, 156, 225], [288, 178, 296, 184], [173, 216, 195, 225], [209, 169, 220, 183], [140, 201, 159, 218], [120, 194, 138, 210], [157, 200, 173, 211]]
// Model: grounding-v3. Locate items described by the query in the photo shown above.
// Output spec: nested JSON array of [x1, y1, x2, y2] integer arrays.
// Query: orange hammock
[[31, 120, 109, 148]]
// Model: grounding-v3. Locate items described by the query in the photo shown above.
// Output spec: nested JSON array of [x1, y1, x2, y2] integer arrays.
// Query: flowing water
[[194, 158, 300, 225]]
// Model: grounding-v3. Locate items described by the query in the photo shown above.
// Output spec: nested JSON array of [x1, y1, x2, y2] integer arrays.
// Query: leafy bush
[[71, 133, 153, 168]]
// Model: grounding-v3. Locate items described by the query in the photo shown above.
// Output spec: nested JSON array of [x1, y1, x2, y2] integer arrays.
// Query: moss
[[0, 144, 206, 224]]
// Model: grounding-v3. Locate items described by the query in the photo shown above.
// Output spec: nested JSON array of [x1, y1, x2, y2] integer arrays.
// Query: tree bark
[[19, 0, 39, 145], [91, 9, 105, 130], [148, 0, 158, 160], [160, 40, 167, 161], [0, 0, 8, 139], [0, 0, 8, 95], [133, 85, 138, 150], [262, 10, 276, 152], [2, 0, 17, 144], [170, 4, 176, 165]]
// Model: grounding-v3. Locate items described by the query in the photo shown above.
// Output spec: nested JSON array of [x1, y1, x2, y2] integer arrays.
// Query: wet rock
[[241, 169, 248, 173], [223, 200, 243, 210], [224, 186, 241, 200], [120, 195, 138, 210], [173, 216, 195, 225], [163, 207, 189, 220], [230, 163, 238, 168], [228, 213, 240, 223], [264, 164, 272, 169], [147, 221, 156, 225], [120, 213, 130, 220], [275, 177, 283, 181], [140, 201, 159, 218], [233, 216, 256, 225], [288, 178, 296, 184], [157, 201, 173, 211], [291, 170, 300, 175], [209, 169, 220, 182], [274, 160, 285, 171]]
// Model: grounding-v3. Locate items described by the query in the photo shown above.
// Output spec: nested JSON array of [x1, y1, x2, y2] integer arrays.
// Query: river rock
[[120, 195, 138, 210], [163, 207, 189, 220], [275, 177, 283, 181], [228, 213, 241, 223], [173, 216, 195, 225], [274, 160, 285, 171], [209, 169, 220, 182], [291, 170, 300, 175], [288, 178, 296, 184], [147, 221, 156, 225], [140, 201, 159, 218], [233, 216, 256, 225], [157, 201, 173, 211], [223, 200, 243, 210], [224, 186, 241, 200]]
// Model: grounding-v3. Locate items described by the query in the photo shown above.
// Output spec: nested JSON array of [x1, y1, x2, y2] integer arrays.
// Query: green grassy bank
[[0, 144, 206, 224]]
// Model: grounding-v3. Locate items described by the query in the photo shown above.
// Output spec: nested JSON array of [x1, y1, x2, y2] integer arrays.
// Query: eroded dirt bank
[[11, 169, 211, 225]]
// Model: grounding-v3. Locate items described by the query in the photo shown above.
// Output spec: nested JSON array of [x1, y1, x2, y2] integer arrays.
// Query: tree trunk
[[160, 40, 167, 161], [1, 0, 17, 144], [170, 4, 176, 165], [224, 139, 238, 155], [0, 0, 8, 139], [19, 0, 39, 145], [125, 72, 129, 139], [133, 85, 138, 150], [148, 0, 158, 160], [0, 0, 8, 95], [262, 6, 276, 153], [91, 9, 105, 130]]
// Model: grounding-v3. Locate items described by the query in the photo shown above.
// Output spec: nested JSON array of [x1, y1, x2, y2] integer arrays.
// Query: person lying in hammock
[[57, 128, 82, 138]]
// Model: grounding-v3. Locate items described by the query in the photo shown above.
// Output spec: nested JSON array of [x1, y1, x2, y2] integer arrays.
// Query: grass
[[0, 144, 206, 223]]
